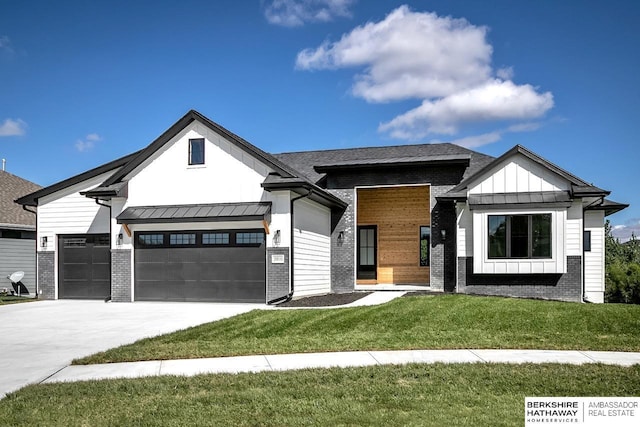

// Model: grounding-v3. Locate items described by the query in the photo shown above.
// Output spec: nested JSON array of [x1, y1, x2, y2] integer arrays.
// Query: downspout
[[267, 189, 312, 305], [93, 198, 113, 302]]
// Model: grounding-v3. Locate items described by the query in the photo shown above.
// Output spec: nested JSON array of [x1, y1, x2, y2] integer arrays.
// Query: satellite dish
[[8, 271, 24, 283]]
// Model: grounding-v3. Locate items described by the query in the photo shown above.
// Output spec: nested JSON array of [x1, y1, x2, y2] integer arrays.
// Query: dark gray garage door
[[58, 234, 110, 299], [134, 230, 265, 302]]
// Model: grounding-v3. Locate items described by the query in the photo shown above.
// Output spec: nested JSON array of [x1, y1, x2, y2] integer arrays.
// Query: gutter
[[267, 190, 312, 305]]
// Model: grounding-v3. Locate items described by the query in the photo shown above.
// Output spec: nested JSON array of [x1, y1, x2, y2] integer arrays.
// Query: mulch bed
[[277, 292, 372, 308]]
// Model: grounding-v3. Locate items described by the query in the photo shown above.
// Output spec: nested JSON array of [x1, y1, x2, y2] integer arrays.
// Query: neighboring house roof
[[447, 144, 609, 197], [15, 150, 142, 207], [0, 170, 41, 229], [117, 202, 272, 224], [275, 143, 494, 184]]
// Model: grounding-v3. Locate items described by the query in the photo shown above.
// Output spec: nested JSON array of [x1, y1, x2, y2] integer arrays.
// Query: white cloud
[[612, 219, 640, 243], [264, 0, 355, 27], [75, 133, 102, 152], [296, 6, 554, 140], [428, 120, 544, 149], [379, 80, 553, 137], [0, 118, 27, 136]]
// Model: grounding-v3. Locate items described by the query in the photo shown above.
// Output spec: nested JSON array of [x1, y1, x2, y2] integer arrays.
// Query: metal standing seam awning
[[467, 191, 572, 210], [116, 202, 272, 235]]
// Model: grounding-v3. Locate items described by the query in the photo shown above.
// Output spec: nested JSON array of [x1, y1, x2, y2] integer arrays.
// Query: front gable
[[468, 153, 570, 195], [125, 120, 274, 206]]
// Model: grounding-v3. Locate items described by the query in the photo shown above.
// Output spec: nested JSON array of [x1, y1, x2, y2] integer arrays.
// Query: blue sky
[[1, 0, 638, 239]]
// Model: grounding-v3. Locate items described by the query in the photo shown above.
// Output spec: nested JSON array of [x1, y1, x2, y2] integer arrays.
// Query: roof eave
[[313, 158, 470, 173]]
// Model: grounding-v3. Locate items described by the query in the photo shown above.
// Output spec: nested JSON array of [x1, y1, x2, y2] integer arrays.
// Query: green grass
[[0, 295, 36, 305], [76, 294, 640, 365], [1, 363, 638, 426]]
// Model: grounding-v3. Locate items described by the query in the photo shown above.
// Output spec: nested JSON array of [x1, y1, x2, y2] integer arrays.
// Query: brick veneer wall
[[37, 251, 55, 299], [111, 249, 131, 302], [326, 165, 466, 292], [457, 256, 583, 302], [266, 247, 290, 302]]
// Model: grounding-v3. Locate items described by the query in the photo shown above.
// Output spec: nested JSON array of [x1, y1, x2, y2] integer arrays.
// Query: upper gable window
[[188, 138, 205, 165]]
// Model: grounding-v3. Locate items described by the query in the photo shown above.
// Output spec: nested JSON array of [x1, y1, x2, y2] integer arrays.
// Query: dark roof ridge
[[102, 110, 306, 187], [449, 144, 603, 195], [15, 149, 142, 206], [276, 141, 477, 156]]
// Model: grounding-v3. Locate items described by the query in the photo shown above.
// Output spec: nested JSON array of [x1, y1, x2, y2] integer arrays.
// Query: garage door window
[[170, 233, 196, 245], [139, 234, 164, 246], [203, 233, 229, 245], [236, 232, 264, 245], [63, 237, 87, 247]]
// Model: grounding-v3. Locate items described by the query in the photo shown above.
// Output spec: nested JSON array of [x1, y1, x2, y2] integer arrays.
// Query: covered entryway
[[134, 230, 266, 302], [356, 185, 430, 285], [58, 234, 110, 299]]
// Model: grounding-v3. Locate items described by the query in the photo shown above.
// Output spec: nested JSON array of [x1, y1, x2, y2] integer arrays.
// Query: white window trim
[[472, 208, 566, 275]]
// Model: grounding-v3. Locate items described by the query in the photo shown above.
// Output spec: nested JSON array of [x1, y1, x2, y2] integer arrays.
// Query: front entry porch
[[355, 185, 431, 286]]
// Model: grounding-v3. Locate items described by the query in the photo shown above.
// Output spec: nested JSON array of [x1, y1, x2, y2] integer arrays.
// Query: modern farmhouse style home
[[16, 110, 627, 304]]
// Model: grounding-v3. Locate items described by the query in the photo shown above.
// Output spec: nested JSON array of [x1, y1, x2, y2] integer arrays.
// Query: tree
[[605, 220, 640, 304]]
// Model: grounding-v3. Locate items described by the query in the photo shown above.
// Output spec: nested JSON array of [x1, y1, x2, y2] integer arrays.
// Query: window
[[203, 233, 229, 245], [420, 226, 430, 267], [236, 232, 264, 245], [488, 214, 552, 259], [188, 138, 204, 165], [169, 233, 196, 245], [139, 234, 164, 246], [584, 230, 592, 252]]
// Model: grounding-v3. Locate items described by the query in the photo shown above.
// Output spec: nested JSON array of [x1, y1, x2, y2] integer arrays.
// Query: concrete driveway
[[0, 299, 261, 398]]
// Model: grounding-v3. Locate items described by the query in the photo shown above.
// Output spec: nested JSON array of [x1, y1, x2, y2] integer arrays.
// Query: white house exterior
[[17, 111, 627, 304], [445, 145, 625, 303]]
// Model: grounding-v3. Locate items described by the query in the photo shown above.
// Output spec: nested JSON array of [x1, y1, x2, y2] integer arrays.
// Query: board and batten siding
[[0, 239, 36, 294], [293, 199, 331, 297], [469, 155, 570, 195], [584, 210, 605, 303], [37, 171, 114, 251]]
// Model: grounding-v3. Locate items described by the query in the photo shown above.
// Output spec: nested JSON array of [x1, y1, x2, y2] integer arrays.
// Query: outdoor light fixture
[[40, 236, 47, 248], [337, 231, 345, 244], [274, 230, 281, 246], [440, 229, 447, 241], [117, 233, 123, 245]]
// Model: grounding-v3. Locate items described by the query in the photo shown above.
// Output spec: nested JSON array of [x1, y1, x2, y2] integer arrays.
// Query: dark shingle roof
[[0, 170, 41, 228], [274, 143, 494, 184]]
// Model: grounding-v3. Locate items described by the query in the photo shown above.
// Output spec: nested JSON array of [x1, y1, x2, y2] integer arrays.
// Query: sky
[[1, 0, 638, 239]]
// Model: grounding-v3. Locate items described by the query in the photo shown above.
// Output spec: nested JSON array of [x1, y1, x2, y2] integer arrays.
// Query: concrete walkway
[[44, 349, 640, 384]]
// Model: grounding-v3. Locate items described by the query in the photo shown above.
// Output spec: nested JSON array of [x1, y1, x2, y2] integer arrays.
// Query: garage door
[[58, 234, 111, 299], [134, 230, 266, 302]]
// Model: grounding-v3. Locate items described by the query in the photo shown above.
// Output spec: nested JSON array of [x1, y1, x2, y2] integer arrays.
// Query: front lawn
[[76, 294, 640, 365], [0, 295, 37, 305], [1, 363, 638, 426]]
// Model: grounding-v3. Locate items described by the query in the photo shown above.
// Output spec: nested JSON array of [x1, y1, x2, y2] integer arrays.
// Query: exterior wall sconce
[[337, 231, 345, 245], [40, 236, 47, 248], [440, 229, 447, 241], [117, 233, 123, 246], [273, 230, 281, 246]]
